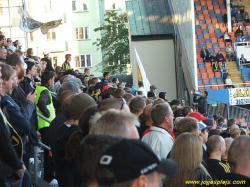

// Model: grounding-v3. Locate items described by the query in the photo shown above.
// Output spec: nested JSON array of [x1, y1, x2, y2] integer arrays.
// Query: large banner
[[20, 4, 62, 34], [229, 88, 250, 105]]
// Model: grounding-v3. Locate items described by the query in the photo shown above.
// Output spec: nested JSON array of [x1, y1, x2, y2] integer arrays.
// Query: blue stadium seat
[[221, 47, 226, 52], [216, 33, 222, 38], [196, 44, 200, 48], [217, 77, 223, 82], [205, 38, 212, 43], [195, 25, 201, 29], [218, 19, 224, 23], [216, 14, 223, 18], [243, 76, 250, 82], [212, 0, 218, 5], [195, 15, 198, 20], [197, 10, 203, 15], [215, 28, 221, 34], [232, 42, 236, 46], [198, 34, 204, 39], [199, 63, 205, 68], [237, 36, 241, 42], [202, 5, 208, 10], [205, 83, 211, 89], [213, 43, 219, 47], [203, 29, 209, 34], [245, 36, 249, 41], [200, 43, 206, 48], [220, 87, 226, 89], [200, 19, 206, 24], [194, 1, 201, 6], [210, 78, 217, 83], [208, 48, 214, 53], [210, 14, 217, 19], [207, 24, 213, 29], [214, 52, 218, 56], [242, 26, 246, 31], [198, 78, 203, 84], [209, 10, 215, 15], [220, 4, 225, 9]]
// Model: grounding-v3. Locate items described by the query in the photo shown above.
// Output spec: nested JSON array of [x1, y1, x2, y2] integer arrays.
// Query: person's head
[[0, 35, 5, 46], [150, 85, 157, 92], [0, 48, 7, 59], [153, 98, 166, 106], [0, 63, 17, 94], [230, 128, 241, 139], [59, 90, 78, 106], [166, 133, 207, 187], [65, 54, 71, 62], [26, 48, 33, 56], [84, 68, 90, 75], [112, 77, 119, 85], [90, 109, 140, 139], [227, 119, 236, 129], [25, 60, 36, 77], [170, 99, 181, 107], [57, 81, 80, 100], [43, 51, 49, 58], [139, 104, 153, 126], [97, 98, 130, 112], [222, 138, 234, 160], [175, 117, 200, 135], [55, 66, 62, 74], [41, 60, 47, 70], [241, 54, 244, 58], [113, 88, 125, 98], [207, 135, 226, 157], [201, 91, 208, 97], [228, 44, 231, 47], [159, 92, 167, 101], [78, 134, 122, 186], [228, 136, 250, 176], [238, 11, 241, 14], [174, 108, 183, 118], [129, 96, 146, 117], [122, 93, 134, 106], [202, 46, 205, 50], [230, 124, 239, 130], [138, 81, 144, 88], [151, 103, 174, 130], [88, 77, 100, 85], [208, 129, 220, 138], [103, 72, 110, 80], [62, 93, 96, 121], [96, 139, 177, 187], [41, 70, 55, 88], [6, 53, 26, 80]]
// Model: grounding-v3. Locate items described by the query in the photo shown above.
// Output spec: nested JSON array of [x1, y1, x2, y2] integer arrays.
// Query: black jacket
[[0, 102, 22, 183], [193, 96, 208, 114]]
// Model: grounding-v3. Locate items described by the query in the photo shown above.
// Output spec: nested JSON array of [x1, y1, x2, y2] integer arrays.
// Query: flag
[[20, 4, 62, 34], [135, 48, 150, 92]]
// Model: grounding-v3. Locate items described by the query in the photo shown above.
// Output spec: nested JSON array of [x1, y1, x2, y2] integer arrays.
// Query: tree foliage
[[93, 11, 130, 75]]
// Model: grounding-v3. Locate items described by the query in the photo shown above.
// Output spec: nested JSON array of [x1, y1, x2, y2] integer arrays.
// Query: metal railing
[[198, 82, 249, 89], [206, 97, 250, 120]]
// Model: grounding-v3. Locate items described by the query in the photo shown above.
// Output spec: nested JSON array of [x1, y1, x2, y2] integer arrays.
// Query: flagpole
[[8, 0, 12, 38], [22, 0, 28, 50]]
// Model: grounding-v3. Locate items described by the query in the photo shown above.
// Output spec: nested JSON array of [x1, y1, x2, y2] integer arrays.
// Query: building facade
[[0, 0, 127, 76]]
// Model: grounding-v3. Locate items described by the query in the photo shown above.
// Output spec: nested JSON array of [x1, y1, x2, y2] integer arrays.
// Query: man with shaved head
[[207, 135, 231, 180], [221, 138, 234, 167], [222, 136, 250, 186]]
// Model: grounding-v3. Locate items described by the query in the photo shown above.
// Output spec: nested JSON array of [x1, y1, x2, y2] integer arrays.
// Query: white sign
[[229, 88, 250, 105]]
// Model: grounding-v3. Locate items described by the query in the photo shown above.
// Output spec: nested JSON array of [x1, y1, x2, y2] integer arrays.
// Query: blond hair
[[165, 133, 210, 187], [230, 128, 241, 139]]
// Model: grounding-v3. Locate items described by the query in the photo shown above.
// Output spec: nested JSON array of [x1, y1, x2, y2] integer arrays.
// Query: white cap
[[43, 51, 49, 55]]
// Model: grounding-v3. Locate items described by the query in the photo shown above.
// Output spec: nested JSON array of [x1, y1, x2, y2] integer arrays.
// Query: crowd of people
[[0, 32, 250, 187]]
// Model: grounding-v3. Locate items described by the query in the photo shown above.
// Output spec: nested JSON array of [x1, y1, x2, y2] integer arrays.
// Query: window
[[30, 32, 34, 42], [72, 0, 88, 12], [74, 27, 90, 40], [47, 29, 56, 41], [105, 0, 122, 10], [45, 0, 53, 13], [75, 55, 91, 68], [0, 4, 4, 15]]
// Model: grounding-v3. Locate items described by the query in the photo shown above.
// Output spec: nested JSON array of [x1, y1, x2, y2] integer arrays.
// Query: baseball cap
[[188, 112, 207, 121], [150, 85, 157, 90], [207, 115, 214, 120], [199, 122, 212, 131], [96, 139, 177, 185], [67, 78, 86, 89], [43, 51, 49, 55]]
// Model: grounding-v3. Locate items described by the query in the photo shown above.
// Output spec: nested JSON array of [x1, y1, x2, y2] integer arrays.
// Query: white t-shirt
[[138, 87, 147, 97]]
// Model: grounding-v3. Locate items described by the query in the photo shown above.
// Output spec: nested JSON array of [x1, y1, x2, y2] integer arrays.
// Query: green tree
[[93, 11, 130, 75]]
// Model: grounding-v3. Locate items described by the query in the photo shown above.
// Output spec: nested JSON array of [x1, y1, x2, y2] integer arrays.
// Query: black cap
[[62, 70, 78, 77], [96, 139, 177, 185]]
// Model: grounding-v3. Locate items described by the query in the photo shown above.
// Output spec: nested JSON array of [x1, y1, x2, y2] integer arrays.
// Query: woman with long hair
[[165, 133, 214, 187]]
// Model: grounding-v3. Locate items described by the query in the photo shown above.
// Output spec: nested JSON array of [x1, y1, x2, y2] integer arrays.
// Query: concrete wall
[[130, 39, 177, 100]]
